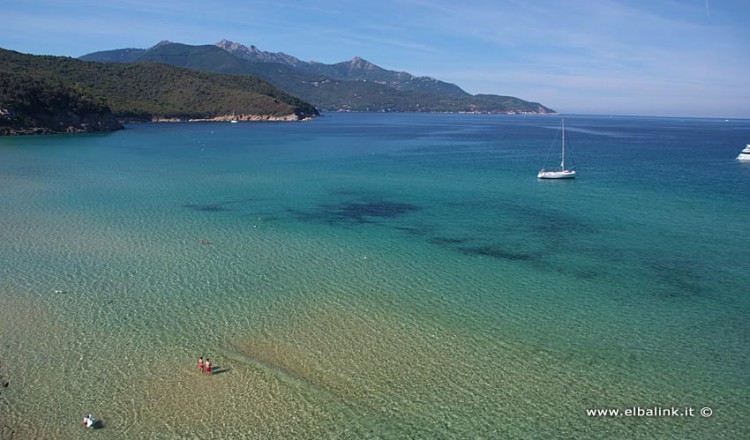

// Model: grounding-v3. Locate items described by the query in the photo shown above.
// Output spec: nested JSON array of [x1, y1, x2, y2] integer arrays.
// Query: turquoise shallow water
[[0, 113, 749, 438]]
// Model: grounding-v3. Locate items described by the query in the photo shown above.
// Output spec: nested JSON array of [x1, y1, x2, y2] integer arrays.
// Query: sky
[[3, 0, 749, 118]]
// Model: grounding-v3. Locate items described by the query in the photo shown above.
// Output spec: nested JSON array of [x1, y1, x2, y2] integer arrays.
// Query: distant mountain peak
[[348, 56, 379, 73], [151, 40, 173, 49], [215, 40, 302, 67], [216, 39, 246, 52]]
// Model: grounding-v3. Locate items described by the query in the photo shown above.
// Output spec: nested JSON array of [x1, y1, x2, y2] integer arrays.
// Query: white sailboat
[[737, 144, 750, 161], [538, 119, 576, 179]]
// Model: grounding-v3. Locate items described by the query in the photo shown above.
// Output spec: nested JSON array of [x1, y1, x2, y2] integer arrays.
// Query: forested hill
[[0, 48, 319, 135], [0, 72, 123, 135]]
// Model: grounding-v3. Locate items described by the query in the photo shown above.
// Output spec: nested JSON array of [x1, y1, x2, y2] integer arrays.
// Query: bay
[[0, 113, 748, 438]]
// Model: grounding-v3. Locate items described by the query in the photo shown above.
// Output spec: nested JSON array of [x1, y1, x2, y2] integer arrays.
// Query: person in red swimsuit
[[198, 356, 204, 373], [205, 358, 211, 375]]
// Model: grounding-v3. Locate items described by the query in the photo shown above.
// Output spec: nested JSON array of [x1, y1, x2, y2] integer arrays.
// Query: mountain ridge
[[80, 40, 555, 114], [216, 40, 490, 100]]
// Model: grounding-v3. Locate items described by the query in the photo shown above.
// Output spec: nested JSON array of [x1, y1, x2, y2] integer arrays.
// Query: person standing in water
[[205, 358, 211, 375], [198, 356, 204, 373]]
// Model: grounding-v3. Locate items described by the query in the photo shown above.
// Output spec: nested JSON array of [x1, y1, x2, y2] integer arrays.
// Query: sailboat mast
[[561, 119, 565, 169]]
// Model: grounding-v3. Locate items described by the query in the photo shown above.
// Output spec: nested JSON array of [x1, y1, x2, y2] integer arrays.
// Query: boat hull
[[538, 170, 576, 179], [737, 145, 750, 160]]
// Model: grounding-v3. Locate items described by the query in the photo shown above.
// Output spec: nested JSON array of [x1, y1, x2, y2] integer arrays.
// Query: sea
[[0, 113, 748, 439]]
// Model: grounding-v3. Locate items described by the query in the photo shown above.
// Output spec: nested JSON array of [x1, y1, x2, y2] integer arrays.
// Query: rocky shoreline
[[0, 123, 123, 136], [0, 104, 124, 136], [153, 113, 308, 122], [1, 113, 314, 135]]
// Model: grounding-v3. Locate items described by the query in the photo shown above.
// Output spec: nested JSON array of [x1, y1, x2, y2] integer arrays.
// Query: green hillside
[[1, 48, 318, 134]]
